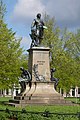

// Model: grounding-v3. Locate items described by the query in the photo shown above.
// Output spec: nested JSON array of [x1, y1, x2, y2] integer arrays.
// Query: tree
[[0, 0, 6, 20], [42, 14, 80, 92], [0, 1, 28, 89], [60, 28, 80, 86], [0, 20, 24, 89]]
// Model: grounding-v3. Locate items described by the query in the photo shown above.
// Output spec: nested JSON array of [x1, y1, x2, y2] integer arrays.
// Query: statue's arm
[[31, 19, 36, 30]]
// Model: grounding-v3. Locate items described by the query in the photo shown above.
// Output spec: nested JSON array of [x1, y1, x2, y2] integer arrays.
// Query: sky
[[3, 0, 80, 50]]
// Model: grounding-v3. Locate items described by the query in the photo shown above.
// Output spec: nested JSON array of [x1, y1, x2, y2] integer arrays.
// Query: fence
[[0, 108, 80, 120]]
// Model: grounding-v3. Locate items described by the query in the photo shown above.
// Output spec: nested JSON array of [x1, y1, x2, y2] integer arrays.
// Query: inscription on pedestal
[[37, 61, 45, 65]]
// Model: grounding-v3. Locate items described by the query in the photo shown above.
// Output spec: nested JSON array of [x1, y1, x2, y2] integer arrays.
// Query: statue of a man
[[19, 67, 31, 93], [30, 13, 47, 47], [50, 68, 59, 89]]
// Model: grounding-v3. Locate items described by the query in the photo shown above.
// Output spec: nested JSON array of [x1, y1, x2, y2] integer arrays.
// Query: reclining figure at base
[[19, 67, 31, 93], [20, 67, 31, 81], [50, 68, 59, 89]]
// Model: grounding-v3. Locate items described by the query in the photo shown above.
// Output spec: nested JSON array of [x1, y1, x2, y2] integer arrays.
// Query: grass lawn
[[0, 96, 80, 113], [64, 97, 80, 104]]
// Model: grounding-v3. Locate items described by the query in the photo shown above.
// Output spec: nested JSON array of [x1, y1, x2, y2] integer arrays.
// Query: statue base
[[8, 47, 74, 107], [9, 81, 73, 107]]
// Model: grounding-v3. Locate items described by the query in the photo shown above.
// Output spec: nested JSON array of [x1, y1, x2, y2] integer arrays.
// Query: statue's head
[[20, 67, 24, 71], [36, 13, 41, 19], [51, 68, 56, 72]]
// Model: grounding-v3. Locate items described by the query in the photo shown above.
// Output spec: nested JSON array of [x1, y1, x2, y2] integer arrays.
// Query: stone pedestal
[[9, 81, 73, 107], [28, 47, 50, 81], [9, 47, 73, 107]]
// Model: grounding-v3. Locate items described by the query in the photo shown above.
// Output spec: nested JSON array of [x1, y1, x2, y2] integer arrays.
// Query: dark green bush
[[0, 112, 9, 120]]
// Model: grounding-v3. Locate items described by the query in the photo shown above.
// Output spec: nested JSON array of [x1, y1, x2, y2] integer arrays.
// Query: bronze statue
[[19, 67, 31, 93], [30, 13, 47, 47], [50, 68, 59, 89], [20, 67, 31, 80]]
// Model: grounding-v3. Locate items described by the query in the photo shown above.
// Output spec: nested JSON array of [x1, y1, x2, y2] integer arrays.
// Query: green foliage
[[0, 0, 29, 91], [42, 14, 80, 92], [19, 54, 28, 69], [59, 29, 80, 89], [0, 0, 6, 20], [0, 97, 80, 113], [0, 112, 9, 120], [0, 20, 24, 89], [0, 97, 80, 120], [0, 108, 80, 120], [65, 97, 80, 104]]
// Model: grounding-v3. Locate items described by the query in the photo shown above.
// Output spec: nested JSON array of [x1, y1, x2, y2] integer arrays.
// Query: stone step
[[9, 98, 72, 105], [9, 99, 20, 104], [24, 95, 64, 100], [7, 102, 21, 107], [8, 101, 77, 107], [24, 99, 71, 104], [14, 96, 24, 100], [14, 94, 64, 101]]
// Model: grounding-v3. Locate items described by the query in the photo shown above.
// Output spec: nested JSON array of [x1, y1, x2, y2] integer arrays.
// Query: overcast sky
[[3, 0, 80, 50]]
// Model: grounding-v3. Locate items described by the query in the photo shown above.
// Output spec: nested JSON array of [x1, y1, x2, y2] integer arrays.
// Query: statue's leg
[[39, 28, 44, 38], [31, 37, 36, 47], [34, 37, 39, 46], [20, 82, 29, 96], [39, 38, 43, 45], [38, 30, 43, 45], [22, 82, 31, 96], [19, 82, 25, 94]]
